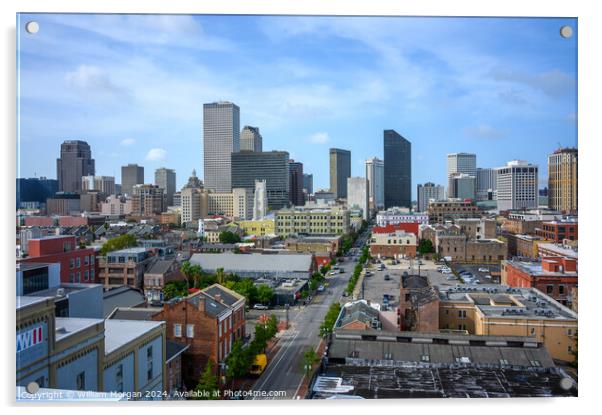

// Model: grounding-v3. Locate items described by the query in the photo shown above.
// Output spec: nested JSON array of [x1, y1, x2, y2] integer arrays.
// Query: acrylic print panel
[[16, 13, 578, 402]]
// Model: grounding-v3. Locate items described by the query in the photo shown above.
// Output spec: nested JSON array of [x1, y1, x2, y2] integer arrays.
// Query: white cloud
[[65, 64, 128, 99], [309, 132, 330, 144], [120, 138, 136, 146], [146, 148, 167, 161]]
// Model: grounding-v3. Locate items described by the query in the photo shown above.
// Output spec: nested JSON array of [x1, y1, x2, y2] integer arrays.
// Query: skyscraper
[[548, 147, 578, 213], [496, 160, 538, 211], [417, 182, 445, 213], [288, 160, 304, 206], [365, 157, 385, 211], [347, 177, 369, 220], [121, 164, 144, 197], [253, 180, 268, 220], [303, 173, 314, 196], [329, 148, 351, 199], [154, 167, 176, 206], [449, 173, 476, 200], [476, 167, 498, 201], [203, 101, 240, 192], [130, 184, 166, 216], [81, 175, 116, 196], [56, 140, 95, 193], [231, 151, 290, 209], [383, 130, 411, 209], [240, 126, 263, 152], [447, 153, 476, 198]]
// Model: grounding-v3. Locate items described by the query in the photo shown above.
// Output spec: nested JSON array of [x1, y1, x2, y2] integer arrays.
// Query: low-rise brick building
[[19, 235, 99, 284], [151, 284, 245, 387], [98, 247, 155, 290], [535, 220, 578, 243], [398, 274, 439, 332], [369, 230, 417, 259], [436, 234, 507, 264], [501, 257, 577, 307], [427, 200, 480, 224]]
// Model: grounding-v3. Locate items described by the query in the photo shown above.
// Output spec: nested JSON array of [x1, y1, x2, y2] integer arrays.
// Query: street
[[249, 226, 370, 399]]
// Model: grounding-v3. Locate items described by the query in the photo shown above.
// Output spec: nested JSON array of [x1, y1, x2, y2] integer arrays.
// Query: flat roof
[[106, 247, 148, 255], [16, 262, 56, 272], [55, 317, 104, 342], [538, 243, 578, 258], [507, 260, 578, 277], [438, 284, 577, 320], [104, 319, 164, 355], [16, 296, 52, 310], [30, 283, 103, 298]]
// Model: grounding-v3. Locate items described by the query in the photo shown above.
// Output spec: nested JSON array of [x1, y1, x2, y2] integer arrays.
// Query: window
[[84, 255, 89, 265], [568, 345, 573, 353], [568, 329, 573, 336], [76, 372, 86, 390], [458, 310, 467, 319], [546, 285, 554, 294], [76, 257, 81, 267], [90, 255, 95, 265], [90, 269, 95, 280], [84, 270, 89, 281], [147, 346, 153, 381], [70, 258, 75, 269], [530, 327, 536, 335], [69, 273, 75, 283], [186, 324, 194, 338], [559, 285, 565, 295], [174, 323, 182, 337]]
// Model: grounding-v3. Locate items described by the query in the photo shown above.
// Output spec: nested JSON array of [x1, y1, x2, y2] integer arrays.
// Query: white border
[[2, 1, 600, 415]]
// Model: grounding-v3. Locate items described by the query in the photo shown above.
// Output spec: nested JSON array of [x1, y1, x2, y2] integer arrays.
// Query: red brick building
[[369, 230, 418, 259], [398, 275, 440, 332], [23, 216, 55, 227], [535, 220, 578, 243], [501, 256, 577, 307], [19, 235, 99, 284], [151, 284, 245, 387], [372, 223, 419, 237]]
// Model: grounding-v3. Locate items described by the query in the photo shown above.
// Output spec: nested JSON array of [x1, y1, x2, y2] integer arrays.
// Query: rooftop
[[103, 286, 146, 318], [106, 247, 148, 255], [146, 259, 175, 275], [506, 259, 578, 277], [54, 317, 103, 342], [438, 284, 577, 320], [16, 296, 52, 310], [104, 319, 164, 355], [538, 243, 578, 258], [190, 252, 314, 273]]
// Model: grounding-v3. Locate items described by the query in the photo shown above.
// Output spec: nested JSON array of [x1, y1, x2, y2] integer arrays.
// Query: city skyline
[[17, 15, 577, 197]]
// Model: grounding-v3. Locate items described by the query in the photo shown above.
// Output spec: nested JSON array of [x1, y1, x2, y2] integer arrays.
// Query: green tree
[[266, 314, 279, 337], [215, 267, 226, 284], [256, 284, 274, 305], [219, 231, 241, 244], [225, 340, 252, 380], [163, 281, 188, 301], [233, 278, 257, 304], [319, 303, 342, 337], [418, 239, 435, 254], [301, 348, 320, 376], [194, 360, 220, 400], [99, 234, 137, 255]]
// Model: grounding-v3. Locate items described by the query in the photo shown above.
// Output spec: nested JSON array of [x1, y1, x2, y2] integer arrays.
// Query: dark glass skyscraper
[[288, 160, 304, 206], [329, 148, 351, 199], [231, 151, 290, 209], [56, 140, 95, 193], [384, 130, 411, 209]]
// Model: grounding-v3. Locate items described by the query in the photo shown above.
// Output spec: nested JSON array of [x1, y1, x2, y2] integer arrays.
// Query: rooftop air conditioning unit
[[56, 288, 66, 297]]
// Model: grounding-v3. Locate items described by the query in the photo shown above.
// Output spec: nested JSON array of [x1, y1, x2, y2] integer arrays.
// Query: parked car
[[340, 268, 345, 274], [441, 269, 452, 274], [253, 304, 269, 310], [446, 275, 457, 280], [384, 274, 390, 281], [484, 274, 492, 279], [478, 268, 489, 273], [317, 285, 325, 292]]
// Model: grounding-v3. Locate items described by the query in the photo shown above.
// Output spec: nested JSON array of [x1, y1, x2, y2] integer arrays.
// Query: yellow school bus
[[250, 354, 267, 376]]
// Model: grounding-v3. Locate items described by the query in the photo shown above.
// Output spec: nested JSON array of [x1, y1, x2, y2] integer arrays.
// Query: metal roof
[[190, 252, 313, 273], [104, 319, 164, 355]]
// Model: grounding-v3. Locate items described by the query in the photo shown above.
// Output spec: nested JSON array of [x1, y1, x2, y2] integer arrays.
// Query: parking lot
[[360, 265, 401, 311], [451, 263, 501, 285]]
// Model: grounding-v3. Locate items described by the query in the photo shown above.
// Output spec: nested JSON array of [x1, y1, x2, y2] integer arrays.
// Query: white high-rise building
[[253, 180, 268, 220], [365, 157, 384, 211], [447, 153, 476, 198], [347, 177, 369, 221], [203, 101, 240, 193], [476, 167, 498, 201], [417, 182, 445, 212], [496, 160, 538, 211]]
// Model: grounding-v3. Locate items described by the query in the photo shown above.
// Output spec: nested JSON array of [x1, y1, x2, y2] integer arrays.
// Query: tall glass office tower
[[383, 130, 411, 209]]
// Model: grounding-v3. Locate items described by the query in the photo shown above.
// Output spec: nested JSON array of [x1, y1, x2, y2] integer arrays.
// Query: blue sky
[[17, 14, 577, 198]]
